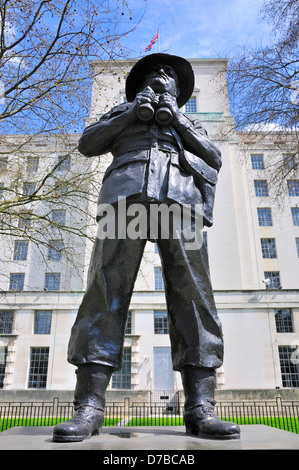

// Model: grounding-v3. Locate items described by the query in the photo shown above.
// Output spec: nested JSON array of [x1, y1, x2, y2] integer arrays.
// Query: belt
[[113, 140, 179, 157]]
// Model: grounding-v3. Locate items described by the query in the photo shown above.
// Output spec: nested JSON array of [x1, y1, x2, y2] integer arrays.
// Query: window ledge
[[0, 334, 18, 338], [124, 334, 140, 339]]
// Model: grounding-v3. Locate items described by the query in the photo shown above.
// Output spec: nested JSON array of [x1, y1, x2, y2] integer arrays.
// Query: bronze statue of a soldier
[[53, 54, 240, 442]]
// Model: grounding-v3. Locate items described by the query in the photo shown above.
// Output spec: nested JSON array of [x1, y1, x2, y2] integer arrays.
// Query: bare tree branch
[[0, 0, 145, 264], [225, 0, 299, 198]]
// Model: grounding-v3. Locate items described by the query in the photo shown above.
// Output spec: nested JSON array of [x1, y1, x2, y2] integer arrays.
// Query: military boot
[[181, 365, 240, 440], [53, 364, 112, 442]]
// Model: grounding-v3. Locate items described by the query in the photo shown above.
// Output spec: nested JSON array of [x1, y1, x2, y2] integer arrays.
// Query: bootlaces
[[197, 400, 218, 419], [72, 406, 101, 423], [201, 405, 218, 419]]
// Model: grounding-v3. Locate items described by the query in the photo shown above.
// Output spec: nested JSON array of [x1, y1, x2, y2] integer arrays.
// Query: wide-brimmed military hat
[[125, 53, 194, 108]]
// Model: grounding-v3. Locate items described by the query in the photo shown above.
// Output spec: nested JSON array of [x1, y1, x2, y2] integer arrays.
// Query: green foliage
[[1, 415, 298, 433]]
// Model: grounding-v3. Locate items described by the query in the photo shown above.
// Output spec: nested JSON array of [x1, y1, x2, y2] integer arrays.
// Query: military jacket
[[92, 103, 219, 226]]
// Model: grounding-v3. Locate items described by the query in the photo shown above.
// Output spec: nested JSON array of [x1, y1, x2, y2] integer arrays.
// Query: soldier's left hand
[[159, 93, 180, 117]]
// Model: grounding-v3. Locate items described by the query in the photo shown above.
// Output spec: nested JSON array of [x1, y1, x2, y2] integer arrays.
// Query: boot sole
[[186, 428, 240, 440], [53, 427, 101, 443]]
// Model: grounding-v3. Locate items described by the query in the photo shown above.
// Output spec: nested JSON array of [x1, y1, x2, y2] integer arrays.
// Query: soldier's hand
[[159, 93, 180, 117], [132, 86, 157, 110]]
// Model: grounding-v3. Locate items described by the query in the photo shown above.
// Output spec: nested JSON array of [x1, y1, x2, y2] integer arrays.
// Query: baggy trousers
[[67, 202, 224, 372]]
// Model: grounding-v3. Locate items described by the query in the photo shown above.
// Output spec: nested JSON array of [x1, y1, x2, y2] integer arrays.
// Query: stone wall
[[0, 388, 298, 403]]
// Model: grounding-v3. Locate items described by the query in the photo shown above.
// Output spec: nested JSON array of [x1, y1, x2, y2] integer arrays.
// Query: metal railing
[[0, 395, 298, 434]]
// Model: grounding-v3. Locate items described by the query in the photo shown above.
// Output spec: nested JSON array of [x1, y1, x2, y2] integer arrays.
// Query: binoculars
[[137, 98, 173, 125]]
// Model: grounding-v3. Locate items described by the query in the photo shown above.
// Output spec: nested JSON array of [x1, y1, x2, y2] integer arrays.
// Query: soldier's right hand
[[132, 86, 157, 112]]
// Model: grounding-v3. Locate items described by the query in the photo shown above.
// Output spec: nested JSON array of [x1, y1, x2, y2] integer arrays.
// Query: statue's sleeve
[[178, 115, 222, 172], [186, 115, 208, 137], [79, 102, 133, 156]]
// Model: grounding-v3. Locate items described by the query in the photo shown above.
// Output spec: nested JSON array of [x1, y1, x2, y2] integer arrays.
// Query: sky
[[0, 0, 277, 133], [121, 0, 273, 59]]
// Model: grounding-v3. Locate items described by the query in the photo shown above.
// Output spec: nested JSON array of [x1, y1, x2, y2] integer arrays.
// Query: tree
[[0, 0, 140, 134], [261, 0, 299, 51], [0, 0, 144, 277], [226, 0, 299, 198]]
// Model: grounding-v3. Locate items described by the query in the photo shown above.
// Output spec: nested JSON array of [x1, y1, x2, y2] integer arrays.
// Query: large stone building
[[0, 58, 298, 397]]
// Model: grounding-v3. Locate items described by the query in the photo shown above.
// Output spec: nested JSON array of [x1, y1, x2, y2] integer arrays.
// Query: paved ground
[[0, 425, 299, 451]]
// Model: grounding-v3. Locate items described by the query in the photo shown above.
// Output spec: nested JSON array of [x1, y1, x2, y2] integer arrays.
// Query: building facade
[[0, 58, 298, 394]]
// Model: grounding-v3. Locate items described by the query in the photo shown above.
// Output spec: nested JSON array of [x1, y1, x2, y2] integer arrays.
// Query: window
[[278, 346, 299, 388], [288, 180, 299, 197], [9, 273, 25, 291], [0, 347, 8, 389], [296, 238, 299, 257], [283, 154, 296, 171], [45, 273, 61, 291], [13, 240, 29, 260], [34, 311, 52, 334], [28, 347, 49, 389], [254, 180, 268, 197], [257, 208, 273, 226], [18, 213, 32, 229], [125, 310, 132, 335], [111, 347, 131, 389], [48, 240, 64, 261], [154, 267, 164, 290], [154, 310, 168, 334], [251, 154, 264, 169], [261, 238, 277, 258], [23, 182, 36, 196], [264, 271, 281, 289], [57, 155, 71, 171], [185, 97, 197, 113], [26, 157, 39, 173], [291, 208, 299, 226], [275, 309, 293, 333], [0, 311, 14, 334], [51, 209, 66, 226]]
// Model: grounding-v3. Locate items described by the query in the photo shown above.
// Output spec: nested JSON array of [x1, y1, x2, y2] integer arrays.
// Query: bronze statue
[[53, 54, 240, 442]]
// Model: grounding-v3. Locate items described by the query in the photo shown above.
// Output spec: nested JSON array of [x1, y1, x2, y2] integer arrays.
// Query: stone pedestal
[[0, 425, 298, 452]]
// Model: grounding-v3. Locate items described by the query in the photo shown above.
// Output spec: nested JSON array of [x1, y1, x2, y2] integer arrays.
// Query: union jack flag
[[145, 30, 159, 52]]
